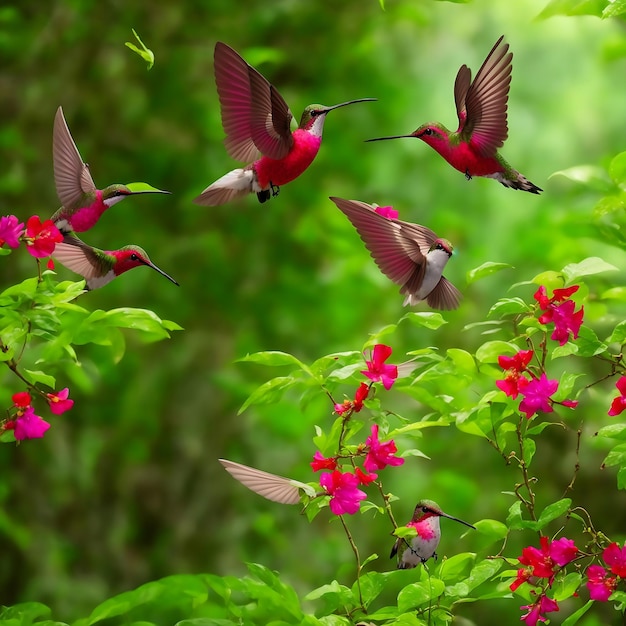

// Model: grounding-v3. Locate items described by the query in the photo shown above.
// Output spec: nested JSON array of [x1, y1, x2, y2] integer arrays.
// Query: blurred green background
[[1, 0, 626, 623]]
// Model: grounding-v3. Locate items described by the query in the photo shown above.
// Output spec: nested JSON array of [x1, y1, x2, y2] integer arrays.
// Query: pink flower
[[355, 466, 377, 485], [361, 344, 398, 390], [0, 215, 24, 248], [518, 374, 558, 419], [603, 542, 626, 578], [518, 536, 578, 583], [549, 537, 579, 566], [608, 377, 626, 417], [12, 391, 32, 408], [539, 299, 584, 346], [14, 407, 50, 440], [320, 470, 367, 515], [586, 564, 616, 601], [310, 451, 337, 472], [520, 594, 559, 626], [363, 424, 404, 472], [496, 350, 533, 399], [24, 215, 63, 258], [534, 285, 579, 310], [46, 388, 74, 415], [374, 205, 399, 220]]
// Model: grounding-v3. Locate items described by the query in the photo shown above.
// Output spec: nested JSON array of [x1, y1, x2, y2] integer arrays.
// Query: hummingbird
[[391, 499, 476, 569], [366, 36, 542, 194], [52, 232, 179, 290], [193, 42, 376, 206], [330, 197, 461, 310], [50, 106, 170, 235], [219, 459, 316, 505]]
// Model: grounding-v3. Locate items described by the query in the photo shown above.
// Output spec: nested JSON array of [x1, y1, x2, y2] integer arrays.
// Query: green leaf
[[618, 467, 626, 490], [561, 257, 618, 282], [608, 151, 626, 186], [523, 438, 536, 466], [603, 442, 626, 468], [553, 572, 582, 601], [474, 519, 508, 541], [397, 578, 445, 613], [561, 599, 593, 626], [608, 320, 626, 344], [23, 369, 56, 388], [125, 29, 154, 69], [401, 311, 447, 330], [536, 498, 571, 529], [596, 423, 626, 440], [475, 340, 523, 364], [237, 350, 307, 370], [436, 552, 475, 582], [125, 182, 167, 193], [238, 376, 297, 414], [466, 262, 513, 285], [548, 164, 612, 190], [445, 559, 502, 597], [446, 348, 475, 374], [488, 298, 530, 318]]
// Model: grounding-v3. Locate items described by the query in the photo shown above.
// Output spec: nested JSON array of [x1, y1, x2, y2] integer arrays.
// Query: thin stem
[[516, 417, 537, 521], [339, 514, 365, 613]]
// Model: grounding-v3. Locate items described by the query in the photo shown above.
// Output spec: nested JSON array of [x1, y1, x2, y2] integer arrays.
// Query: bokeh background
[[1, 0, 625, 624]]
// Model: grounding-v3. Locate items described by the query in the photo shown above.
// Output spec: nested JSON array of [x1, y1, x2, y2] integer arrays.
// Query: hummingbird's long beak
[[365, 134, 413, 142], [440, 512, 476, 530], [323, 98, 377, 113], [144, 261, 179, 286]]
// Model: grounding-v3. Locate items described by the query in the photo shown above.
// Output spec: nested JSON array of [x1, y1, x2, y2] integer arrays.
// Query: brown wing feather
[[454, 65, 472, 128], [214, 42, 259, 163], [461, 36, 512, 156], [219, 459, 301, 505], [426, 276, 462, 310], [52, 234, 109, 280], [53, 107, 96, 209]]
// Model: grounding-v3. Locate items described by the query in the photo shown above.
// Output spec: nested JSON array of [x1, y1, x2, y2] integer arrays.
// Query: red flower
[[534, 285, 579, 310], [24, 215, 63, 258], [586, 564, 617, 601], [12, 391, 32, 409], [496, 350, 533, 399], [319, 470, 367, 515], [310, 451, 337, 472], [361, 344, 398, 390], [509, 567, 532, 592], [0, 215, 24, 248], [518, 536, 578, 583], [603, 542, 626, 578], [46, 388, 74, 415], [608, 377, 626, 417], [14, 407, 50, 440], [374, 205, 399, 220], [355, 466, 377, 485], [520, 594, 559, 626], [363, 424, 404, 472], [535, 285, 583, 346], [334, 383, 370, 415]]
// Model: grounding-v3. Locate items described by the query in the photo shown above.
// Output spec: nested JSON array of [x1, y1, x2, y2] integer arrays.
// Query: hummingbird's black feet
[[465, 169, 472, 181], [257, 189, 271, 203], [270, 182, 280, 197]]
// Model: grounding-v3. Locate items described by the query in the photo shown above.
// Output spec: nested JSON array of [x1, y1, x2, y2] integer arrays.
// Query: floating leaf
[[466, 262, 513, 285], [561, 257, 618, 282], [125, 29, 154, 69]]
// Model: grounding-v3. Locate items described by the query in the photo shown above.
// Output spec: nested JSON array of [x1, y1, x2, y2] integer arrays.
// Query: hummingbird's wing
[[331, 197, 435, 288], [53, 107, 97, 209], [214, 42, 293, 163], [219, 459, 303, 505], [52, 233, 111, 285], [426, 277, 462, 311], [457, 36, 511, 157]]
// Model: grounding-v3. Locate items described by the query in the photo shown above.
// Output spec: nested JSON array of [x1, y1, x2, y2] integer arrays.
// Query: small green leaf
[[488, 298, 530, 318], [125, 29, 154, 69], [553, 572, 582, 601], [596, 423, 626, 440], [238, 376, 297, 414], [561, 257, 618, 282], [466, 262, 513, 285], [523, 438, 536, 466], [603, 442, 626, 468], [548, 164, 612, 190], [474, 519, 508, 541], [23, 369, 56, 388], [608, 320, 626, 344], [536, 498, 572, 529], [608, 151, 626, 186], [397, 579, 445, 613], [238, 350, 305, 368], [401, 311, 447, 329], [475, 340, 523, 363], [561, 599, 593, 626]]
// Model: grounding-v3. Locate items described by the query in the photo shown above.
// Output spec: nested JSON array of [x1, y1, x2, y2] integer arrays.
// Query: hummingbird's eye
[[423, 128, 433, 136], [130, 254, 139, 261]]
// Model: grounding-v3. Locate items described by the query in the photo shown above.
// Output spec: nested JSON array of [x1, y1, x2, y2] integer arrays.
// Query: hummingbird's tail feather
[[488, 170, 542, 194], [425, 277, 462, 311], [193, 168, 257, 206]]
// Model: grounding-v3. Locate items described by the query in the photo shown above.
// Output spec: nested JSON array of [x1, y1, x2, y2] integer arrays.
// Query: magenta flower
[[520, 594, 559, 626], [518, 536, 578, 583], [374, 205, 399, 220], [518, 374, 558, 419], [0, 215, 24, 248], [14, 407, 50, 440], [46, 388, 74, 415], [361, 344, 398, 390], [24, 215, 63, 258], [320, 470, 367, 515], [496, 350, 533, 399], [549, 537, 579, 566], [334, 382, 370, 415], [310, 451, 337, 472], [539, 299, 584, 346], [586, 564, 617, 601], [608, 377, 626, 417], [534, 285, 579, 310], [363, 424, 404, 472], [603, 542, 626, 578]]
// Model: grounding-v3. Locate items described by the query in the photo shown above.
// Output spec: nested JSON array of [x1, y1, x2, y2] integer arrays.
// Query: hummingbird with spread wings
[[367, 36, 542, 194], [330, 197, 461, 310], [194, 42, 376, 206]]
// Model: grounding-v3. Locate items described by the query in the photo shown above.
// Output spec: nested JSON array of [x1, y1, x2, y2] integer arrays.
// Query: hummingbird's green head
[[429, 238, 454, 256]]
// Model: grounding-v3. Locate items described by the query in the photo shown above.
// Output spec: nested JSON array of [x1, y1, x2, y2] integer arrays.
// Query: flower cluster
[[496, 350, 577, 419], [1, 388, 74, 441], [585, 542, 626, 601], [608, 376, 626, 417], [0, 214, 63, 259], [534, 285, 584, 346], [510, 536, 578, 626], [312, 424, 404, 515]]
